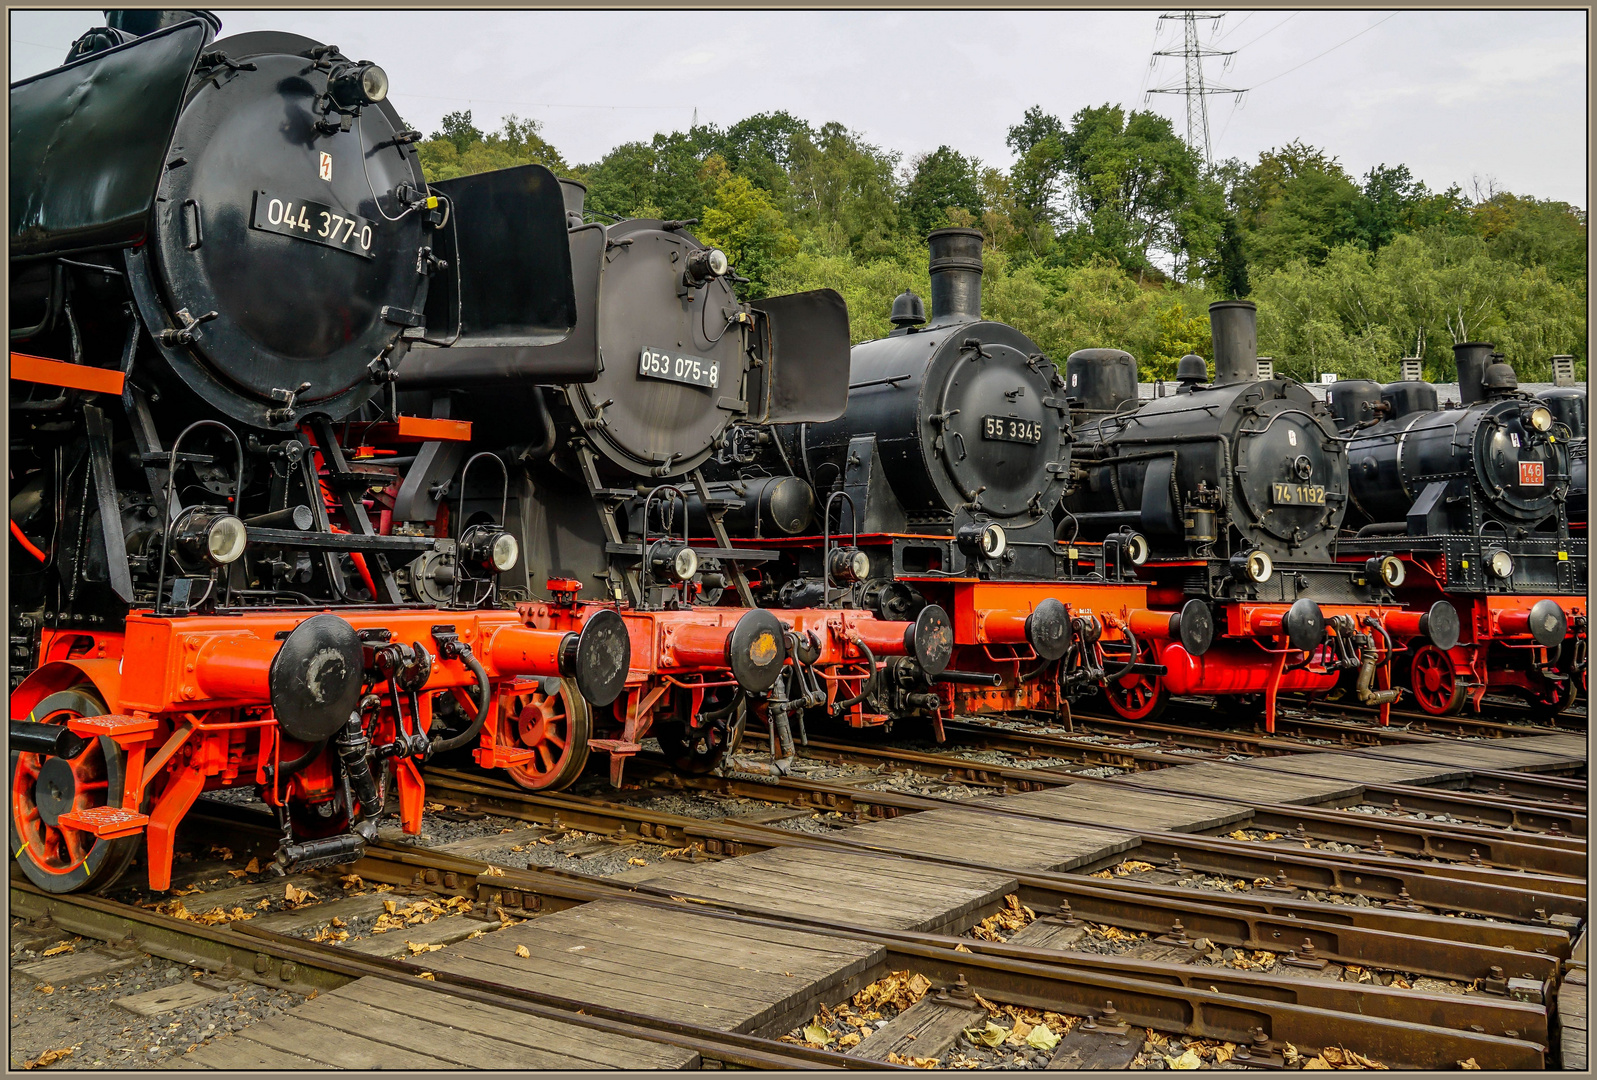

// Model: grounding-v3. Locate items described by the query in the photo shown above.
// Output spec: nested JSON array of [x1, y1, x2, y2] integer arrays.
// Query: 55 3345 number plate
[[250, 191, 375, 259], [639, 347, 719, 389], [981, 415, 1043, 444], [1271, 482, 1327, 505]]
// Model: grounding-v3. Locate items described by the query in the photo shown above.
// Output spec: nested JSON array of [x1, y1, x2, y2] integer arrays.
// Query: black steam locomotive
[[8, 12, 625, 893]]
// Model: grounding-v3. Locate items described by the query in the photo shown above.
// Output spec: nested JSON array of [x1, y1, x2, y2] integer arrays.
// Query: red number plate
[[1520, 460, 1545, 486]]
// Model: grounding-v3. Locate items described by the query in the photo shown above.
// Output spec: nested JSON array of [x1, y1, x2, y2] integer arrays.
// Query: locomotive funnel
[[1209, 300, 1258, 386], [1453, 343, 1495, 405], [927, 228, 984, 324]]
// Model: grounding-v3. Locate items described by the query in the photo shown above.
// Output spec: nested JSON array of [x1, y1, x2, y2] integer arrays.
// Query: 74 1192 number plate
[[250, 191, 375, 259], [981, 415, 1043, 444], [639, 347, 719, 389], [1271, 483, 1327, 505]]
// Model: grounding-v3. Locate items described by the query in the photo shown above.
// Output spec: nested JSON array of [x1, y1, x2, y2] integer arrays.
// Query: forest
[[416, 104, 1587, 385]]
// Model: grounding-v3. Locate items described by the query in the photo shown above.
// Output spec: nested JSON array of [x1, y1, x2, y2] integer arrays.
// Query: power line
[[1145, 11, 1241, 165], [1248, 12, 1400, 90], [387, 91, 698, 113], [1210, 10, 1254, 43], [1227, 11, 1300, 52]]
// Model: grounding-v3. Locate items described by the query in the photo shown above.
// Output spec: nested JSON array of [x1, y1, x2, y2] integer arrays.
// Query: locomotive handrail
[[640, 484, 691, 607], [452, 450, 511, 609], [820, 490, 860, 609], [154, 419, 245, 615]]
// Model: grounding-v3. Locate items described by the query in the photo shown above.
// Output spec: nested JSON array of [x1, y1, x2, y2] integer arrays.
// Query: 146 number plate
[[251, 191, 375, 259], [981, 415, 1043, 444], [1271, 483, 1327, 505], [639, 347, 719, 389]]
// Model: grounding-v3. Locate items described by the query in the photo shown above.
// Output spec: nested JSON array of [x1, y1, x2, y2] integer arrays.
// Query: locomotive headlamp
[[1486, 548, 1514, 578], [1231, 548, 1273, 584], [827, 546, 871, 584], [955, 522, 1007, 560], [683, 247, 729, 287], [651, 543, 699, 583], [328, 61, 389, 108], [177, 512, 247, 567], [1367, 555, 1406, 588], [464, 528, 519, 573], [1122, 531, 1150, 566], [1528, 405, 1553, 433]]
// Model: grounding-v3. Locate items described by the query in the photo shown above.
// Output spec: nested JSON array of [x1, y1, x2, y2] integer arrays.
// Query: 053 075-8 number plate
[[250, 191, 375, 259], [1271, 482, 1327, 505], [639, 347, 719, 389], [981, 415, 1043, 444]]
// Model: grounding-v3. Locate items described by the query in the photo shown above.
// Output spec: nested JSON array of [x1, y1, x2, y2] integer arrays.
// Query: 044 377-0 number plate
[[250, 191, 375, 259], [1271, 482, 1327, 505], [981, 416, 1043, 444], [639, 347, 719, 389]]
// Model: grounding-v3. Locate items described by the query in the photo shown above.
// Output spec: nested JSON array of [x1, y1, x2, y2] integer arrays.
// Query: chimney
[[1552, 355, 1576, 387], [927, 228, 984, 324], [1399, 357, 1423, 382], [1453, 342, 1494, 405], [1209, 300, 1257, 385]]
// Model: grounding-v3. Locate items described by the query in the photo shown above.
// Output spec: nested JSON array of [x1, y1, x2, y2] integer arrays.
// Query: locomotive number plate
[[981, 416, 1043, 444], [1520, 460, 1545, 486], [1271, 483, 1327, 505], [639, 347, 719, 389], [250, 191, 375, 259]]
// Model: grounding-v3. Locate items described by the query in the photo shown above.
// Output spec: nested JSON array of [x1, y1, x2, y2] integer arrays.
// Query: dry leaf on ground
[[26, 1047, 75, 1069], [515, 945, 531, 958]]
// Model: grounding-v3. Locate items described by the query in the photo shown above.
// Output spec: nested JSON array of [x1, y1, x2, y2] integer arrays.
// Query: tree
[[416, 113, 567, 183], [697, 168, 798, 299], [1230, 141, 1364, 273], [787, 122, 901, 257], [901, 146, 984, 238]]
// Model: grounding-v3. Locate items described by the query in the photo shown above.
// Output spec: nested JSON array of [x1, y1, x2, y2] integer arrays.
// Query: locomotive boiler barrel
[[685, 477, 816, 537]]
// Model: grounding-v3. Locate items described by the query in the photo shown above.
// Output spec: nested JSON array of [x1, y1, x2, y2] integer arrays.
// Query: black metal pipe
[[1355, 522, 1409, 536], [935, 670, 1004, 686], [9, 721, 91, 759]]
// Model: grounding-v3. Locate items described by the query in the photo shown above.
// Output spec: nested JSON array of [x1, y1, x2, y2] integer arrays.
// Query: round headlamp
[[465, 528, 519, 574], [1122, 531, 1149, 566], [1246, 550, 1274, 583], [828, 546, 871, 584], [1486, 548, 1514, 578], [651, 543, 698, 583], [1367, 555, 1405, 588], [1528, 405, 1553, 433], [684, 247, 729, 286], [489, 532, 519, 573], [329, 61, 389, 108], [204, 515, 247, 565]]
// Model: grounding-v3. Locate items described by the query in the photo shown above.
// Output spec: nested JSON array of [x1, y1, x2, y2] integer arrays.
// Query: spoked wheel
[[1102, 639, 1169, 722], [658, 686, 746, 775], [496, 678, 591, 792], [1520, 673, 1577, 723], [1408, 645, 1466, 716], [9, 687, 140, 894]]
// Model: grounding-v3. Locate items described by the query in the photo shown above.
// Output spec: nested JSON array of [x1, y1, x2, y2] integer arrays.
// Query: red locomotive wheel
[[1520, 674, 1577, 722], [1103, 639, 1169, 722], [497, 679, 591, 792], [9, 687, 140, 894], [1408, 645, 1466, 716]]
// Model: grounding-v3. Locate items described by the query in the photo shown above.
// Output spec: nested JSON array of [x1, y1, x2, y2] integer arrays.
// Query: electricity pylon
[[1145, 12, 1241, 165]]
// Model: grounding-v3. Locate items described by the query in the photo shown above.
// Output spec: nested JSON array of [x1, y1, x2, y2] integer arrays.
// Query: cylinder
[[927, 228, 984, 323], [485, 624, 572, 679], [1064, 349, 1139, 419], [1157, 642, 1340, 696], [1453, 343, 1494, 406], [1380, 381, 1438, 420], [687, 476, 815, 537], [1208, 300, 1257, 385], [1328, 380, 1384, 429]]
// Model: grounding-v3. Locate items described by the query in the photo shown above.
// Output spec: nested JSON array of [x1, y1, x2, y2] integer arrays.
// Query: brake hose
[[831, 638, 879, 713], [429, 647, 492, 754]]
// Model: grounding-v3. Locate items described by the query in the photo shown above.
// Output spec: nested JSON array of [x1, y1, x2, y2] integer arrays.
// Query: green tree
[[787, 122, 901, 257], [697, 168, 798, 299], [901, 146, 984, 238], [1231, 141, 1364, 273], [416, 113, 567, 183]]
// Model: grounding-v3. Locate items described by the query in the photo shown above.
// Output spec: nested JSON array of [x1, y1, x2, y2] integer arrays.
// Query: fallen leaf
[[284, 883, 316, 905], [627, 857, 648, 867], [416, 972, 435, 980], [425, 802, 445, 811], [481, 865, 506, 877], [330, 917, 347, 928], [1026, 1023, 1061, 1051], [1458, 1059, 1480, 1070], [802, 1024, 835, 1046], [255, 898, 271, 910], [245, 857, 261, 873], [35, 985, 54, 995], [838, 1032, 862, 1048], [407, 941, 444, 955], [41, 943, 74, 957], [1165, 1048, 1203, 1070], [510, 845, 525, 852], [211, 846, 233, 861], [954, 943, 972, 953], [515, 945, 531, 958], [226, 870, 248, 879], [26, 1047, 74, 1069], [969, 1022, 1010, 1048]]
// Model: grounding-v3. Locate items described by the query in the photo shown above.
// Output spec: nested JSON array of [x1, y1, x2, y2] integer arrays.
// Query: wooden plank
[[1115, 762, 1363, 803], [250, 892, 392, 934], [1046, 1024, 1143, 1069], [670, 851, 1011, 916], [1355, 742, 1586, 771], [14, 948, 142, 986], [549, 896, 886, 960], [847, 809, 1131, 872], [1006, 917, 1090, 951], [731, 845, 1017, 894], [238, 1015, 458, 1069], [166, 873, 325, 912], [847, 993, 987, 1062], [1247, 752, 1465, 786], [982, 787, 1251, 833], [113, 981, 226, 1017], [660, 866, 1013, 932], [339, 979, 699, 1068], [184, 1037, 327, 1071], [338, 913, 489, 958]]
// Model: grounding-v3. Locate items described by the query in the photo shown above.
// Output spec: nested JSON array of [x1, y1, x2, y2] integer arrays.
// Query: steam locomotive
[[1333, 345, 1588, 717], [393, 178, 954, 783], [8, 12, 629, 893], [1058, 302, 1459, 728]]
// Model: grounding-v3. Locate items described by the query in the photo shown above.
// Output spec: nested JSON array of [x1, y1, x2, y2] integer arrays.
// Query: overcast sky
[[10, 8, 1588, 207]]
